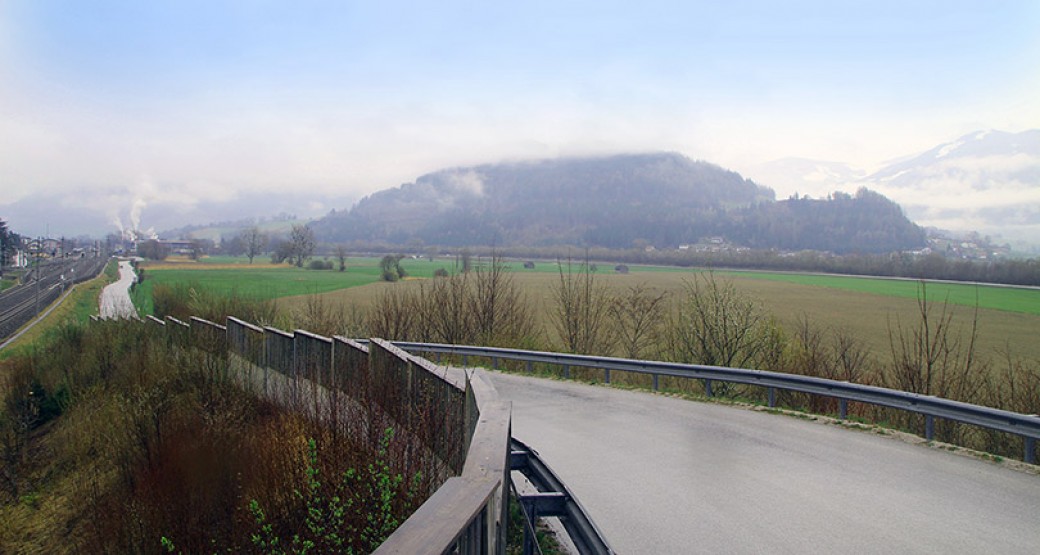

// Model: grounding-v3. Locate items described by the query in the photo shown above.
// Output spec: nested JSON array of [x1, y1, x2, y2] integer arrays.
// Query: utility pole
[[35, 236, 41, 315]]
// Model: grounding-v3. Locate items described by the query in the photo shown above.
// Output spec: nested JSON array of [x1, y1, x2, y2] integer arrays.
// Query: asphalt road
[[488, 372, 1040, 554], [99, 260, 136, 319]]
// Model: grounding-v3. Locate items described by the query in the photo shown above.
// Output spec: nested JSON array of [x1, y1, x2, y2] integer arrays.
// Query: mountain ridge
[[311, 152, 924, 254]]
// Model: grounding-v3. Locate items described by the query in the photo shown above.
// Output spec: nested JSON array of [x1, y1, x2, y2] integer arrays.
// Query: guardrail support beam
[[652, 374, 659, 391], [604, 368, 611, 384], [767, 387, 776, 408], [839, 399, 848, 420], [1026, 437, 1036, 465], [925, 415, 935, 441], [704, 379, 713, 398]]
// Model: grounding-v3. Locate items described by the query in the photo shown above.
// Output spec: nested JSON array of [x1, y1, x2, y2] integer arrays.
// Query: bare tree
[[240, 226, 268, 264], [288, 225, 315, 268], [669, 271, 772, 369], [884, 282, 988, 442], [470, 254, 534, 346], [609, 283, 668, 359], [367, 285, 417, 340], [335, 245, 347, 272], [885, 282, 987, 399], [426, 271, 475, 345], [549, 257, 612, 354]]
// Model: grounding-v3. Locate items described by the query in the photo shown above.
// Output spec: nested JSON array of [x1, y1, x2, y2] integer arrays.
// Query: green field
[[606, 264, 1040, 316], [717, 271, 1039, 315], [136, 256, 1040, 316], [130, 255, 1040, 361]]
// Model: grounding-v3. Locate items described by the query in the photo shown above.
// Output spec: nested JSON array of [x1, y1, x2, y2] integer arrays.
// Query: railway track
[[0, 257, 109, 341]]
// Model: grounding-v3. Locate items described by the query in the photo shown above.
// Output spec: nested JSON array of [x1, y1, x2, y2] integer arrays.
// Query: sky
[[1, 1, 1039, 237]]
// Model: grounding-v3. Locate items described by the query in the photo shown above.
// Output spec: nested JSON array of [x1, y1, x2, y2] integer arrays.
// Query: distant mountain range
[[745, 129, 1040, 249], [311, 153, 925, 254], [6, 129, 1031, 253]]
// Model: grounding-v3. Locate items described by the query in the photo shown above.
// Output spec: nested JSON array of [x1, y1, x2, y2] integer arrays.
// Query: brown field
[[278, 272, 1040, 363]]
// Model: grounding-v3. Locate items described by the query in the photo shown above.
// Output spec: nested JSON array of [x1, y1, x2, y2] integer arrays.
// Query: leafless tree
[[884, 282, 988, 442], [240, 226, 268, 264], [549, 257, 612, 354], [669, 271, 773, 370], [335, 245, 347, 272], [470, 254, 534, 346], [288, 224, 315, 268], [609, 283, 668, 359]]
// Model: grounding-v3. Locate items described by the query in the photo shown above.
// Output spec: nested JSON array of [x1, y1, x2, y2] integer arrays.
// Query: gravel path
[[99, 260, 137, 319]]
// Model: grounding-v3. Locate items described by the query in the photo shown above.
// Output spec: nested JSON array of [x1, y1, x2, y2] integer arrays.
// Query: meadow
[[132, 255, 1040, 362]]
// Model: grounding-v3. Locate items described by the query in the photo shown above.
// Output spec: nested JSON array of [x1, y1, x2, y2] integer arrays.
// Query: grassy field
[[278, 270, 1040, 362], [131, 255, 1040, 361]]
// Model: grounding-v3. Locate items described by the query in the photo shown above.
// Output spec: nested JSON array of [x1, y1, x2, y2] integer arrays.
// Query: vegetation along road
[[489, 372, 1040, 554]]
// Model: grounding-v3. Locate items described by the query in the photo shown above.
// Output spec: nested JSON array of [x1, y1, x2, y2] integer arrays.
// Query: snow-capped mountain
[[747, 129, 1040, 249], [865, 129, 1040, 248]]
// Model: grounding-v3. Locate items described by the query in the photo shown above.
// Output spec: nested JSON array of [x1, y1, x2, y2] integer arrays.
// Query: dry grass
[[278, 272, 1040, 362]]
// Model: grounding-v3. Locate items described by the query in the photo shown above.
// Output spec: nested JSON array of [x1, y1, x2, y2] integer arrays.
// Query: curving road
[[488, 372, 1040, 554], [99, 260, 137, 319]]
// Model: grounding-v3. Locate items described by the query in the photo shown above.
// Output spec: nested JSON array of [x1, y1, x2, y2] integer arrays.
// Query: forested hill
[[311, 153, 926, 253]]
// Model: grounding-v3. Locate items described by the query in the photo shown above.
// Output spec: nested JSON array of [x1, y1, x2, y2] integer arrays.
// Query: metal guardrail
[[390, 342, 1040, 465], [510, 438, 615, 555]]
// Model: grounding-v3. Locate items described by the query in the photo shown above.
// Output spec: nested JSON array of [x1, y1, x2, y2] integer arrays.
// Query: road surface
[[99, 260, 136, 319], [488, 372, 1040, 554]]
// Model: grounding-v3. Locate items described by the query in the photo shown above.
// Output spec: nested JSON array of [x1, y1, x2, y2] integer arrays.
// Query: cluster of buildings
[[2, 237, 102, 269]]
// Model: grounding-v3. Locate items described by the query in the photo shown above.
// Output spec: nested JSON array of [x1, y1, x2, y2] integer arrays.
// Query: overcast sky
[[2, 1, 1038, 233]]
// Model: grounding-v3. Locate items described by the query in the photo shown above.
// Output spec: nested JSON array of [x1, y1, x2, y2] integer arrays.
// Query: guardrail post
[[839, 399, 848, 420], [436, 352, 441, 363], [526, 360, 533, 374], [652, 374, 659, 391], [492, 356, 499, 370], [463, 354, 468, 367], [767, 387, 776, 408], [1025, 437, 1036, 465], [563, 364, 570, 379], [704, 379, 713, 398], [604, 368, 610, 384], [925, 415, 935, 441], [521, 498, 540, 555]]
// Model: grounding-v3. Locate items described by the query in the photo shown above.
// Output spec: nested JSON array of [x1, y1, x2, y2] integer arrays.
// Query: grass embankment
[[0, 319, 425, 553], [0, 259, 119, 360]]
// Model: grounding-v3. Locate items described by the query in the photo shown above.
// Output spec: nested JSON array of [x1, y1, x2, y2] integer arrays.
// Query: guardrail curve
[[388, 342, 1040, 465]]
